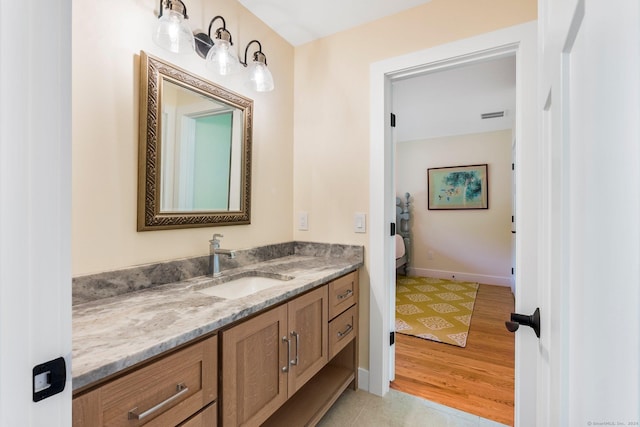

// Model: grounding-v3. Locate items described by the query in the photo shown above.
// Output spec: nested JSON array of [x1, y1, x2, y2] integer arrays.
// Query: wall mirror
[[138, 51, 253, 230]]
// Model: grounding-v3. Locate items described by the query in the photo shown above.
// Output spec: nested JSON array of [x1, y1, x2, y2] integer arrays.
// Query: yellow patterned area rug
[[395, 276, 479, 348]]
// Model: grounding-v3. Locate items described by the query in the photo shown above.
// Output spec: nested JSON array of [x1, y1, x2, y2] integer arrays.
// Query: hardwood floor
[[391, 283, 515, 426]]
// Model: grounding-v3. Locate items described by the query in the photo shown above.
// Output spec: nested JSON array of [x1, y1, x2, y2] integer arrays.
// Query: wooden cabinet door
[[221, 305, 288, 427], [286, 285, 328, 396]]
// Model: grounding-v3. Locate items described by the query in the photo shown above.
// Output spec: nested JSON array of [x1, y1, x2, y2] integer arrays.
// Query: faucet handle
[[210, 234, 223, 248]]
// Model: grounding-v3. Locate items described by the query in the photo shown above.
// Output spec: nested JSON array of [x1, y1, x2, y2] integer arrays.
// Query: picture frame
[[427, 164, 488, 210]]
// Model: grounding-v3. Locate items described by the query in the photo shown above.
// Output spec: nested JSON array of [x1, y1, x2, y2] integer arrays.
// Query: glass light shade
[[153, 10, 194, 54], [205, 39, 240, 76], [247, 60, 274, 92]]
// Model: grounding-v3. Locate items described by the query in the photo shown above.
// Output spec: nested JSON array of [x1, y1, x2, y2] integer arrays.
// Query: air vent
[[481, 111, 505, 119]]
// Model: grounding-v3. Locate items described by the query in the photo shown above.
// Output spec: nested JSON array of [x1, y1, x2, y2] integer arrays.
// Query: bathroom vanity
[[71, 242, 362, 426], [224, 271, 358, 426]]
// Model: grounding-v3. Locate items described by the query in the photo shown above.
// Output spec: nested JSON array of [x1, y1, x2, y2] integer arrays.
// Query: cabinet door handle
[[337, 324, 353, 338], [337, 289, 353, 300], [290, 331, 299, 366], [128, 383, 189, 420], [282, 336, 290, 372]]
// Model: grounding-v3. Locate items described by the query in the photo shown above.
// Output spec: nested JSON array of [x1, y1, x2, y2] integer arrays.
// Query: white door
[[511, 137, 516, 294], [535, 1, 640, 425], [389, 115, 398, 383], [0, 0, 72, 425]]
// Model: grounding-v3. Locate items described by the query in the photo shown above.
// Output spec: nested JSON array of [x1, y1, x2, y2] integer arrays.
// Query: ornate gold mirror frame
[[138, 51, 253, 231]]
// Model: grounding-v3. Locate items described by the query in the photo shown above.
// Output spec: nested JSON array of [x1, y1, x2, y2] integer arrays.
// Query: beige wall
[[72, 0, 294, 276], [397, 130, 513, 282], [293, 0, 536, 370], [72, 0, 535, 374]]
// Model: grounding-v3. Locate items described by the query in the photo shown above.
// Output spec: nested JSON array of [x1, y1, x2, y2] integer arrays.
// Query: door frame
[[368, 20, 538, 423]]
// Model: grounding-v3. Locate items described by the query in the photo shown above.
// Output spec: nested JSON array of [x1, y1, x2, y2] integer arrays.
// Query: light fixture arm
[[158, 0, 189, 19], [240, 40, 267, 66], [194, 14, 237, 59], [207, 16, 233, 44]]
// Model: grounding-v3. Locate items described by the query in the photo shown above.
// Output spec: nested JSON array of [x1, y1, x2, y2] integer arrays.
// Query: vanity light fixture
[[194, 16, 240, 76], [152, 0, 194, 54], [152, 4, 274, 92], [240, 40, 274, 92]]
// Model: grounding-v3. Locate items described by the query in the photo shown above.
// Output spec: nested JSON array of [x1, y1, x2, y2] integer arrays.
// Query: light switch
[[298, 211, 309, 231], [354, 213, 366, 233]]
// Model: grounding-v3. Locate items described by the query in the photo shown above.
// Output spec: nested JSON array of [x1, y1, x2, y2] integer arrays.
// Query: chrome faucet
[[209, 234, 236, 277]]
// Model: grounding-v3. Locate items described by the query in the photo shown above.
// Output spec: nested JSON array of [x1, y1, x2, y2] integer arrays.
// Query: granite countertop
[[72, 245, 363, 392]]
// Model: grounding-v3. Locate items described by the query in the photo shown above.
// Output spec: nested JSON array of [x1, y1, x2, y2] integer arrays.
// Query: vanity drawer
[[328, 270, 358, 320], [328, 305, 358, 359], [73, 335, 217, 427], [178, 402, 216, 427]]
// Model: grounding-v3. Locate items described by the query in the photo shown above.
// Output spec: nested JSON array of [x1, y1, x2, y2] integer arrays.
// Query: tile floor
[[317, 389, 509, 427]]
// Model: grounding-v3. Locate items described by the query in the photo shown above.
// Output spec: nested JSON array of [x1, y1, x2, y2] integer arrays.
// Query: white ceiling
[[238, 0, 434, 46], [237, 1, 515, 142], [392, 55, 516, 142]]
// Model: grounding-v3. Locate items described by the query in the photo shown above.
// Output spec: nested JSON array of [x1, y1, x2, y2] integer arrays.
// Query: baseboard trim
[[408, 268, 512, 287], [357, 367, 369, 392]]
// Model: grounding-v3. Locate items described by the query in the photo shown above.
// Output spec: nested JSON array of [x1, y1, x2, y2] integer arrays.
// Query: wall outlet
[[427, 250, 434, 260], [298, 211, 308, 231]]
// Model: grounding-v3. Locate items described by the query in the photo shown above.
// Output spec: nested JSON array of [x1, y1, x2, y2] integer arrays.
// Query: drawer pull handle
[[290, 331, 299, 366], [282, 336, 290, 372], [128, 383, 189, 420], [337, 289, 353, 300], [337, 324, 353, 338]]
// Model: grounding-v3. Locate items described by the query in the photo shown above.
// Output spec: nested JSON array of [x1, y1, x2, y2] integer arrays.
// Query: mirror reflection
[[138, 51, 253, 231], [160, 80, 243, 212]]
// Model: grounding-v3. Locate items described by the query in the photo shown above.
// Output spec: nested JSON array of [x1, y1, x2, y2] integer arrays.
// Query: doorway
[[368, 21, 539, 424], [390, 55, 516, 425]]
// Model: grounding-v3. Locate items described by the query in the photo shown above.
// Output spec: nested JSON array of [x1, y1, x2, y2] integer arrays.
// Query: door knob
[[505, 307, 540, 338]]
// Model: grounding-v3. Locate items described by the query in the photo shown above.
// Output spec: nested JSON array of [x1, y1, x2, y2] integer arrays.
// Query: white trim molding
[[408, 268, 512, 287], [357, 368, 370, 392]]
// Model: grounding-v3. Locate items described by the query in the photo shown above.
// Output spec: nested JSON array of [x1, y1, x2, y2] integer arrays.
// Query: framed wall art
[[428, 164, 488, 210]]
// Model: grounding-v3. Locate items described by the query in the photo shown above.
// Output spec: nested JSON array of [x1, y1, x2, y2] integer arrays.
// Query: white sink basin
[[197, 276, 288, 299]]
